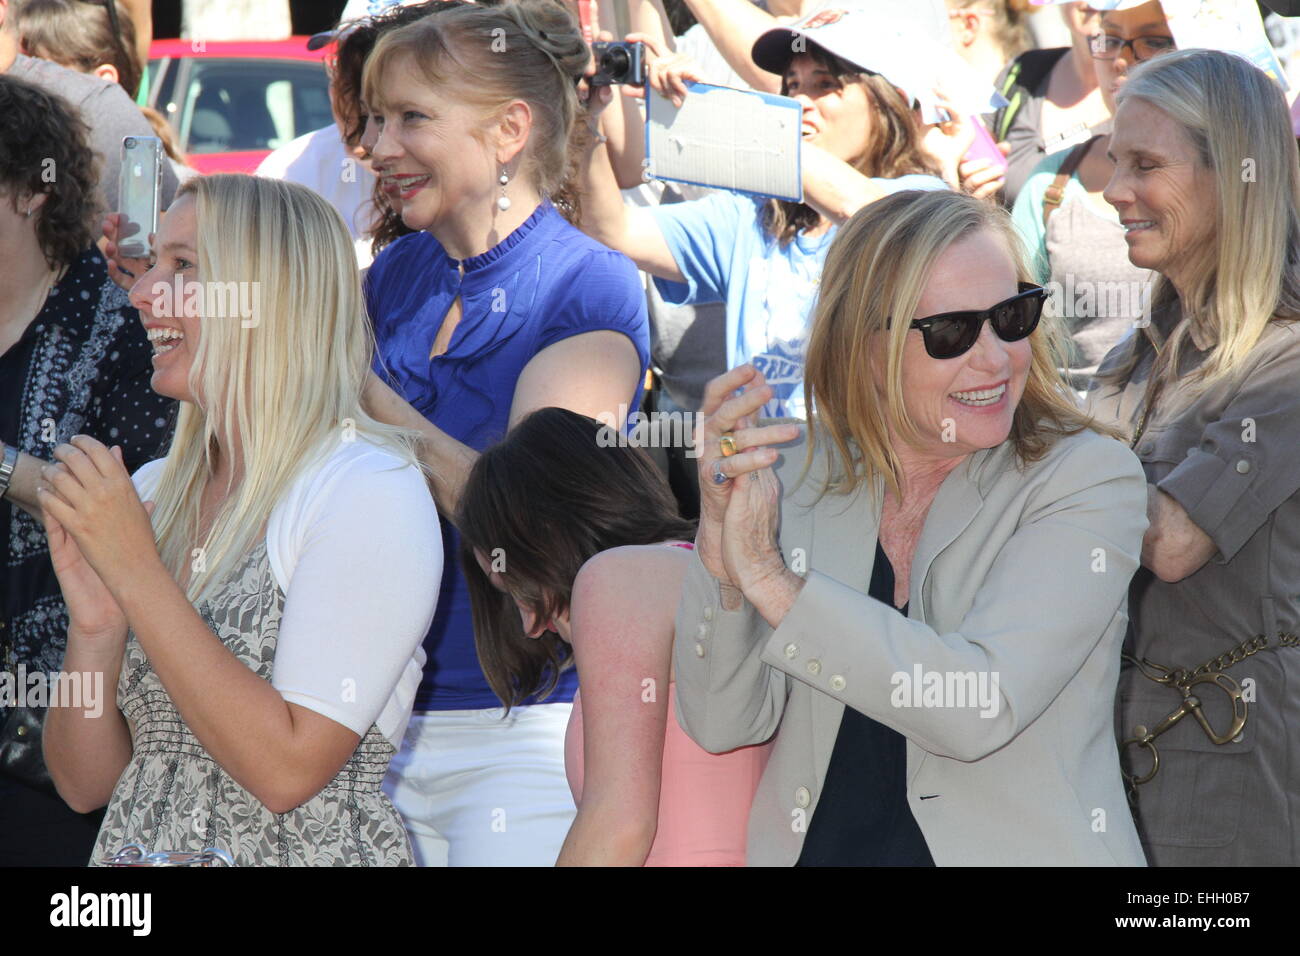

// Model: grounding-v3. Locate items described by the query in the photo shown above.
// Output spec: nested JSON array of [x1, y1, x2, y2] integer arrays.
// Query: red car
[[146, 37, 332, 175]]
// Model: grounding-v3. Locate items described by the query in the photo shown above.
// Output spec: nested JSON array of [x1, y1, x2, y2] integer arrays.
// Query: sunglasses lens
[[992, 293, 1043, 342], [925, 315, 979, 359], [915, 288, 1044, 359]]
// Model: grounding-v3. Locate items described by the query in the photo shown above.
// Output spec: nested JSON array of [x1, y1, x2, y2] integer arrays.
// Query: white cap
[[752, 7, 931, 90], [751, 4, 1004, 119], [306, 0, 435, 51]]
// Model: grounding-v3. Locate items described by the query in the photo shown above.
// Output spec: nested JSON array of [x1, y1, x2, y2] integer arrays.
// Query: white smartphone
[[117, 136, 163, 259]]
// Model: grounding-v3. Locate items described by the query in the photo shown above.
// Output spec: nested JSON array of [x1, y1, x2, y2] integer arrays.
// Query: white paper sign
[[645, 82, 803, 202]]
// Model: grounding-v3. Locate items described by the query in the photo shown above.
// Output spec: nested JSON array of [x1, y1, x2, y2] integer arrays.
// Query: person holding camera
[[356, 0, 652, 866]]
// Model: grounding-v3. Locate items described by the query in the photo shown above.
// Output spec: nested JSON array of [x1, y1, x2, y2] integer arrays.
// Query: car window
[[148, 57, 179, 118], [177, 59, 331, 154]]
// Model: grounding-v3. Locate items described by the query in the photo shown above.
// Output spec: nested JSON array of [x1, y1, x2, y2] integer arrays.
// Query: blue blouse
[[365, 199, 651, 710]]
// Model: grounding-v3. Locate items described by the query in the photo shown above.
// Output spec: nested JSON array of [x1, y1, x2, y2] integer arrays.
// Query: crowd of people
[[1, 0, 1298, 868]]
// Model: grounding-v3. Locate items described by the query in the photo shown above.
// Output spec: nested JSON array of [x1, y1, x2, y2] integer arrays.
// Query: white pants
[[383, 703, 576, 867]]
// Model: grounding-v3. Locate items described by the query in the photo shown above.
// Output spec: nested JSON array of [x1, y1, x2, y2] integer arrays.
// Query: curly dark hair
[[0, 75, 100, 268]]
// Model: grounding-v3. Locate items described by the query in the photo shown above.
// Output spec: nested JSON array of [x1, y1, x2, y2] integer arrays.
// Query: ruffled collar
[[458, 198, 556, 274]]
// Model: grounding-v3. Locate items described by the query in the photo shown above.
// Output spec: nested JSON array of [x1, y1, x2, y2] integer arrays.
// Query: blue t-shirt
[[365, 199, 651, 710], [650, 177, 948, 419]]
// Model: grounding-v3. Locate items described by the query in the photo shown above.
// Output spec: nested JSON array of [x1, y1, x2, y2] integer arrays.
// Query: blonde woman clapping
[[42, 175, 441, 866]]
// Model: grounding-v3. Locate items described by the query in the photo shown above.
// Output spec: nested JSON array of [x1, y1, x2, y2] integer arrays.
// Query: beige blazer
[[674, 427, 1150, 866]]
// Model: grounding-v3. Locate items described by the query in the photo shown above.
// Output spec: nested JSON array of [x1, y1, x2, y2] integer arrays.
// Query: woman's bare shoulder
[[571, 544, 693, 638]]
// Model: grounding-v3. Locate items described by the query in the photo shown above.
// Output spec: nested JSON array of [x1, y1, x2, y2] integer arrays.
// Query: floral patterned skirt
[[90, 540, 413, 866]]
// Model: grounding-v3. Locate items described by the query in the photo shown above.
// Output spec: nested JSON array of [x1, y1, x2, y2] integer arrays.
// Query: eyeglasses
[[901, 283, 1046, 360], [1088, 33, 1176, 61]]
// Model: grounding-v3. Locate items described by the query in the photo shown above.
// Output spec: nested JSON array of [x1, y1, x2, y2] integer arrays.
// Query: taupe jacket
[[674, 427, 1150, 866]]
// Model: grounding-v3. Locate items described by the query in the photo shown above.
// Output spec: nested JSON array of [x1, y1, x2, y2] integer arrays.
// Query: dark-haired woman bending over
[[459, 408, 770, 866]]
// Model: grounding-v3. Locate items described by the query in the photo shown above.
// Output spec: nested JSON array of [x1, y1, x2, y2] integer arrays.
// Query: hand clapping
[[694, 366, 801, 595]]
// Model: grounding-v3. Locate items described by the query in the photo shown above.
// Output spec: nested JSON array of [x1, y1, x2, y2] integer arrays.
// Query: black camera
[[589, 41, 646, 87]]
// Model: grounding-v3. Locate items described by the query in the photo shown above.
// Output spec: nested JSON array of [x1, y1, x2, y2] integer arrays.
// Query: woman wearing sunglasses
[[673, 188, 1149, 865]]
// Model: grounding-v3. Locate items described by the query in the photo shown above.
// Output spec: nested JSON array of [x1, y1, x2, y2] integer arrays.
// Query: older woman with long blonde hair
[[1087, 49, 1300, 865], [674, 188, 1149, 865], [40, 174, 442, 866]]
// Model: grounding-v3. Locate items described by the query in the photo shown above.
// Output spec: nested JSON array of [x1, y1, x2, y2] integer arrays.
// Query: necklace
[[0, 264, 64, 356]]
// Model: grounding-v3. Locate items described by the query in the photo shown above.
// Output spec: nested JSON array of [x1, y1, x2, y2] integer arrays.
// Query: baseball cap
[[306, 0, 433, 51], [752, 6, 936, 95], [751, 4, 1003, 119]]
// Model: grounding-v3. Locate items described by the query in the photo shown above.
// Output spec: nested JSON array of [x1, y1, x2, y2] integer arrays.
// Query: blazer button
[[794, 786, 811, 809], [1236, 459, 1251, 474], [806, 659, 821, 676], [15, 724, 27, 737], [697, 623, 708, 638], [784, 643, 798, 659], [695, 642, 706, 658], [703, 606, 714, 621], [829, 674, 846, 691]]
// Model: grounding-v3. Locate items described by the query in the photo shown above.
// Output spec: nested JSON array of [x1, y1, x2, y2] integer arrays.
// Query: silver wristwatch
[[0, 442, 19, 500]]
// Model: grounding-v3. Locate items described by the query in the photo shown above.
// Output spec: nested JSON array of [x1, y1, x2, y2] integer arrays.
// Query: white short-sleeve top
[[130, 438, 441, 747]]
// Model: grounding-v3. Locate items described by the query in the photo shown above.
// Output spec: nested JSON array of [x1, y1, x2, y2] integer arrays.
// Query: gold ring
[[719, 433, 738, 457]]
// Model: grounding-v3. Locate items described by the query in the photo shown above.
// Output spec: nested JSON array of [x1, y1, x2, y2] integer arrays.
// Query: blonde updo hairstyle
[[361, 0, 589, 206]]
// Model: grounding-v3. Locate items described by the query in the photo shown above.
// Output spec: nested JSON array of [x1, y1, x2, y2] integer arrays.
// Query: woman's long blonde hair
[[805, 189, 1103, 500], [1098, 49, 1300, 406], [149, 174, 424, 603]]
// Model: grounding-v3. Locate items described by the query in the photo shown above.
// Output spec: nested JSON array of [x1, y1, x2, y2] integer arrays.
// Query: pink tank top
[[563, 542, 772, 866]]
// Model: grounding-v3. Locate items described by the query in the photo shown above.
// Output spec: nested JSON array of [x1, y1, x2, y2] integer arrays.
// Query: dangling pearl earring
[[497, 170, 511, 212]]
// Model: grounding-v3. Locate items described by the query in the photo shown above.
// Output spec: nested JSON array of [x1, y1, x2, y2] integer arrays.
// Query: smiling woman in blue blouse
[[358, 2, 650, 866]]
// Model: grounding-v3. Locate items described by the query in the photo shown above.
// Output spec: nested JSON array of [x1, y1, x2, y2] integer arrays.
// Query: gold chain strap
[[1120, 633, 1299, 804], [1125, 631, 1299, 690]]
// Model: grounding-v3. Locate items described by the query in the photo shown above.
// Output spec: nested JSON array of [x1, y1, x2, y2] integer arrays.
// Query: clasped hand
[[694, 366, 802, 600], [37, 436, 160, 637]]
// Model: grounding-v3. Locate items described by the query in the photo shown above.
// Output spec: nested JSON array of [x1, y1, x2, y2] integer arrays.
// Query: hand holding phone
[[102, 213, 153, 292], [116, 136, 162, 260]]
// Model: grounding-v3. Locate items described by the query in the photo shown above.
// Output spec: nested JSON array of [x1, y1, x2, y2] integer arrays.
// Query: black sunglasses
[[898, 282, 1046, 360]]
